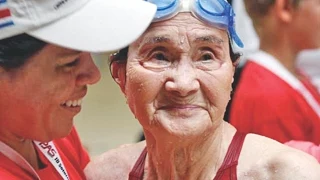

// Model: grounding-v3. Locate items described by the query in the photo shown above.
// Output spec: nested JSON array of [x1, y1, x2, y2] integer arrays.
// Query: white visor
[[0, 0, 156, 52]]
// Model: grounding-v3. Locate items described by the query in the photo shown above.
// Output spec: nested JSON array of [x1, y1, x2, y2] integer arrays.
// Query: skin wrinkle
[[128, 26, 229, 129], [146, 121, 225, 179], [194, 35, 224, 45], [140, 36, 172, 48]]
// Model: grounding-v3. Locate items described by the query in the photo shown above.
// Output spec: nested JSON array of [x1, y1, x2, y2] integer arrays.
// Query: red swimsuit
[[129, 131, 246, 180]]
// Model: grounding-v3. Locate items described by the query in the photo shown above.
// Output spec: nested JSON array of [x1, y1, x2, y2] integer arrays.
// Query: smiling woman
[[0, 0, 157, 179], [85, 0, 320, 179], [0, 33, 101, 179]]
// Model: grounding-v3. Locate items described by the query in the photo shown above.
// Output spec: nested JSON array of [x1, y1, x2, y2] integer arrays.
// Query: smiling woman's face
[[0, 44, 101, 142], [118, 13, 235, 138]]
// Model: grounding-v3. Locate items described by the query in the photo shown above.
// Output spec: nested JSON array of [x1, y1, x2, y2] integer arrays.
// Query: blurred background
[[74, 53, 142, 157]]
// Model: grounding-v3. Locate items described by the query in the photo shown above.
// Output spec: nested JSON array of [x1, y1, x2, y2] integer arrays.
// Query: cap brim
[[27, 0, 156, 52]]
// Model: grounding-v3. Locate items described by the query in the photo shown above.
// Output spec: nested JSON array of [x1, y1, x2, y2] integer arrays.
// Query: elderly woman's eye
[[142, 51, 171, 70], [200, 54, 214, 61], [195, 50, 222, 70], [197, 48, 216, 62], [152, 52, 168, 61]]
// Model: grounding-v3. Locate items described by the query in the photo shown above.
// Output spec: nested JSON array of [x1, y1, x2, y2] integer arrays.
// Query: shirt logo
[[0, 0, 14, 29], [54, 0, 69, 10], [38, 142, 57, 157]]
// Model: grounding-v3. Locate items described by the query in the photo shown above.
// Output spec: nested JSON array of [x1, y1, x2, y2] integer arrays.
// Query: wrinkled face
[[291, 0, 320, 49], [116, 13, 235, 138], [0, 45, 101, 141]]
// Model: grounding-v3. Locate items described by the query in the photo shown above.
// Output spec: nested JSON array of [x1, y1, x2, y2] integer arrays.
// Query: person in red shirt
[[84, 0, 320, 179], [285, 140, 320, 163], [0, 0, 156, 179], [229, 0, 320, 143]]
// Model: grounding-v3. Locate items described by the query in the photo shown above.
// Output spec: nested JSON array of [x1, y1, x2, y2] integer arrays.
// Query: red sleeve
[[230, 90, 308, 143]]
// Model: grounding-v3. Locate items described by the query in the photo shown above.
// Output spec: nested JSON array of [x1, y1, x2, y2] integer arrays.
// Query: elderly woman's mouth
[[159, 105, 202, 110]]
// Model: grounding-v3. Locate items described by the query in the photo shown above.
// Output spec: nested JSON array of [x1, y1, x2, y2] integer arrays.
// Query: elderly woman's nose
[[76, 53, 101, 86], [165, 61, 200, 96]]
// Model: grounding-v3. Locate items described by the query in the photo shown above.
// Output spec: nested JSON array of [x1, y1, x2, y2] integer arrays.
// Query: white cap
[[0, 0, 156, 52]]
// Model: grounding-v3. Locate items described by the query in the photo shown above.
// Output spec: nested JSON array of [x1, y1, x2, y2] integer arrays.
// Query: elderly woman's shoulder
[[239, 134, 320, 180], [84, 141, 146, 180]]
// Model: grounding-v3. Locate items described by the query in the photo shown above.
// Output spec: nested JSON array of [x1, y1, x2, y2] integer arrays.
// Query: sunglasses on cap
[[144, 0, 244, 48]]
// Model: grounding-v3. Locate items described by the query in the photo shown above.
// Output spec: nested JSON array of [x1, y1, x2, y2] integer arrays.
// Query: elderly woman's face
[[122, 13, 234, 137]]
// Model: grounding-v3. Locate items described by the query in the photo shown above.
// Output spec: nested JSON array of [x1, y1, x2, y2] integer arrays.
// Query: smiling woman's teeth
[[62, 99, 82, 107]]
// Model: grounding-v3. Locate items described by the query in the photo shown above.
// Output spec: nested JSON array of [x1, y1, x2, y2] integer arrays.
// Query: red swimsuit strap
[[128, 147, 147, 180], [214, 131, 247, 180]]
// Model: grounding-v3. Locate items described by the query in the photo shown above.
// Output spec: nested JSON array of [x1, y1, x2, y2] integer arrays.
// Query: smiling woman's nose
[[164, 63, 200, 97], [76, 53, 101, 86]]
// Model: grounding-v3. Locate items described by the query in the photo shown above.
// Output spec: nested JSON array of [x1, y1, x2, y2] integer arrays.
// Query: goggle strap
[[180, 0, 190, 12], [229, 26, 244, 48]]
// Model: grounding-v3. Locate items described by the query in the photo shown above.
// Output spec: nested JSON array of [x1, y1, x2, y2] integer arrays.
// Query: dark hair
[[110, 42, 241, 65], [0, 34, 47, 70]]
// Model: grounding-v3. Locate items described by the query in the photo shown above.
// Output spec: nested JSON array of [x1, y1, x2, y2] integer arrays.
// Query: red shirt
[[285, 140, 320, 162], [230, 51, 320, 143], [0, 127, 89, 180]]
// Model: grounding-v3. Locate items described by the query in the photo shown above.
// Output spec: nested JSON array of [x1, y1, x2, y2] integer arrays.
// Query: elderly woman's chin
[[148, 110, 214, 139]]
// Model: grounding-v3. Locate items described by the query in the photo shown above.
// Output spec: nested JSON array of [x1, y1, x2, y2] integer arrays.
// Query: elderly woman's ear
[[232, 57, 240, 68], [110, 62, 127, 94]]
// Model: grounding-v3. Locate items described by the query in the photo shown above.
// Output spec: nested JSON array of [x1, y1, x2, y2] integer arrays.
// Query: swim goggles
[[144, 0, 244, 48]]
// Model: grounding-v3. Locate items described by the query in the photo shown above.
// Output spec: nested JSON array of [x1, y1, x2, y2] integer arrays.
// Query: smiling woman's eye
[[64, 59, 80, 67]]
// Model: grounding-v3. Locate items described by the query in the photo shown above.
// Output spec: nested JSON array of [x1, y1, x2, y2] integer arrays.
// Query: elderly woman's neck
[[144, 122, 234, 180]]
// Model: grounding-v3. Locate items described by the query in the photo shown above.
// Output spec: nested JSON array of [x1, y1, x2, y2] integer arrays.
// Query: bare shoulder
[[239, 134, 320, 180], [268, 149, 320, 179], [84, 141, 146, 180]]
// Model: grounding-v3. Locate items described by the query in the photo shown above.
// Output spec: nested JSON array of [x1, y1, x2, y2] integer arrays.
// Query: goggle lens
[[145, 0, 180, 21], [198, 0, 225, 15], [147, 0, 176, 10], [144, 0, 243, 47]]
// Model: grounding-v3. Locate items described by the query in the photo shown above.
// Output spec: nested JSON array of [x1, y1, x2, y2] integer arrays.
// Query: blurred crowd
[[229, 0, 320, 160]]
